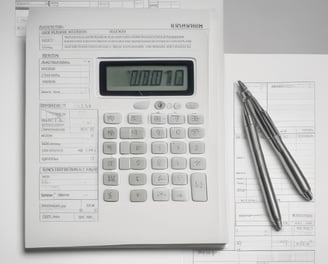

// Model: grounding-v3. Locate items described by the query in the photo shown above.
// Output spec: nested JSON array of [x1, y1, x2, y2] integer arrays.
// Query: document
[[193, 54, 323, 264]]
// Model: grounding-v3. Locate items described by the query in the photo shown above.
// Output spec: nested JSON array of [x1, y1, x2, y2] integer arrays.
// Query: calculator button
[[152, 173, 169, 185], [151, 141, 168, 154], [133, 101, 150, 110], [103, 189, 119, 202], [119, 157, 130, 170], [153, 188, 170, 201], [189, 141, 205, 154], [128, 113, 143, 124], [130, 142, 147, 154], [185, 102, 199, 109], [151, 157, 168, 170], [154, 100, 166, 110], [190, 157, 206, 170], [103, 172, 119, 186], [170, 141, 187, 154], [171, 157, 187, 170], [103, 142, 117, 154], [188, 114, 204, 124], [151, 113, 166, 124], [129, 173, 147, 185], [172, 188, 188, 201], [130, 189, 147, 202], [120, 127, 145, 139], [130, 157, 147, 170], [190, 173, 207, 202], [170, 127, 186, 139], [173, 103, 181, 110], [103, 127, 117, 139], [172, 173, 188, 185], [151, 127, 167, 139], [104, 113, 122, 124], [120, 142, 130, 154], [168, 114, 185, 124], [188, 127, 205, 139], [102, 158, 117, 170]]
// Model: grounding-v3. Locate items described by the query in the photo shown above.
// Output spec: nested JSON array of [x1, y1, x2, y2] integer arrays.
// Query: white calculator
[[25, 8, 227, 248]]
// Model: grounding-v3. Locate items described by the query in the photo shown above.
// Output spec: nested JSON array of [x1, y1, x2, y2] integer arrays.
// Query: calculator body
[[25, 8, 226, 248]]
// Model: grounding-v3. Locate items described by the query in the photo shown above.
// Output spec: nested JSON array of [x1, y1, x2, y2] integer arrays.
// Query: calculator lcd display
[[99, 60, 194, 96]]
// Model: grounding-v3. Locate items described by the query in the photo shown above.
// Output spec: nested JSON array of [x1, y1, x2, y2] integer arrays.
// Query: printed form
[[193, 55, 316, 264]]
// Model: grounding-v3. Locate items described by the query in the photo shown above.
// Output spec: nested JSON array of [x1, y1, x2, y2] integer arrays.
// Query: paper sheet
[[193, 54, 322, 264]]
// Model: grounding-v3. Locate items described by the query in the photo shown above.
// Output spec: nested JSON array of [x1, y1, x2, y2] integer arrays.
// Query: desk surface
[[1, 0, 327, 263]]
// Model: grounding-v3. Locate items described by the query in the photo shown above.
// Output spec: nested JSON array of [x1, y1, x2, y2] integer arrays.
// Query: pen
[[238, 81, 313, 201], [242, 103, 282, 231]]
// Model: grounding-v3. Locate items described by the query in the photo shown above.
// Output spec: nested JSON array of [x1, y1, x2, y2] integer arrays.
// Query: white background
[[1, 0, 328, 263]]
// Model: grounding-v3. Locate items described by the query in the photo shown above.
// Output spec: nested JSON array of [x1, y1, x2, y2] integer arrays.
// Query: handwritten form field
[[194, 55, 318, 264]]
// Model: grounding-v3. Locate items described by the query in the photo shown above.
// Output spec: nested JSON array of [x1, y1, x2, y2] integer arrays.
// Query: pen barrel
[[273, 136, 313, 201], [244, 120, 282, 230]]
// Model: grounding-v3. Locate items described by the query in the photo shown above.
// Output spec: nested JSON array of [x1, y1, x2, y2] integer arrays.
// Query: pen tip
[[273, 219, 282, 231], [303, 190, 313, 201], [238, 80, 248, 92]]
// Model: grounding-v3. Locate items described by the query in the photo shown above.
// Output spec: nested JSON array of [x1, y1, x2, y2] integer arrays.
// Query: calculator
[[25, 8, 227, 248]]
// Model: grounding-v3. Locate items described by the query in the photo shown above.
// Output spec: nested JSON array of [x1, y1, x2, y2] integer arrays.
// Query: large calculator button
[[168, 114, 185, 124], [130, 189, 147, 202], [170, 141, 187, 154], [170, 127, 186, 139], [103, 127, 117, 139], [153, 188, 170, 201], [152, 173, 169, 185], [120, 142, 130, 154], [103, 172, 119, 186], [172, 172, 188, 185], [130, 142, 147, 154], [103, 189, 119, 202], [103, 142, 117, 154], [189, 141, 205, 154], [120, 127, 145, 139], [102, 158, 117, 170], [128, 113, 143, 124], [151, 127, 167, 139], [130, 157, 147, 170], [172, 188, 188, 201], [185, 102, 199, 109], [190, 173, 207, 202], [188, 114, 204, 124], [190, 157, 206, 170], [188, 127, 205, 139], [103, 113, 122, 124], [171, 157, 187, 170], [119, 157, 130, 170], [129, 173, 147, 185], [151, 113, 166, 124], [151, 141, 168, 154], [151, 157, 168, 170]]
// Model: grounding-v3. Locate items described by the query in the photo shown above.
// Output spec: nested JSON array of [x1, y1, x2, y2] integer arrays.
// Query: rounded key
[[103, 189, 119, 202], [151, 157, 168, 170], [170, 127, 186, 139], [103, 142, 117, 154], [185, 102, 199, 109], [102, 158, 117, 170], [173, 103, 181, 110], [170, 141, 187, 154], [151, 127, 166, 139], [103, 172, 119, 186], [190, 157, 206, 170], [130, 142, 147, 154], [103, 127, 117, 139], [172, 188, 188, 201], [151, 113, 166, 124], [129, 173, 147, 185], [133, 101, 150, 110], [152, 173, 169, 185], [103, 113, 122, 124], [128, 113, 143, 124], [172, 172, 188, 185], [189, 141, 205, 154], [151, 141, 168, 154], [130, 189, 147, 202], [130, 157, 147, 170], [187, 113, 204, 124], [188, 127, 205, 139], [153, 188, 170, 201], [171, 157, 187, 170]]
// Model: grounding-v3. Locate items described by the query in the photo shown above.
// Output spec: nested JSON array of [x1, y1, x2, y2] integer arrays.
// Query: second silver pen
[[243, 103, 282, 231]]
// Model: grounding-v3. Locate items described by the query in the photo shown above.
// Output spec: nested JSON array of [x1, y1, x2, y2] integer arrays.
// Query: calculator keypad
[[102, 110, 207, 203]]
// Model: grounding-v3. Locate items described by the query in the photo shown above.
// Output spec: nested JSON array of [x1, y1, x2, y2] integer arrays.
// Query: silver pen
[[238, 80, 313, 201], [242, 103, 282, 231]]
